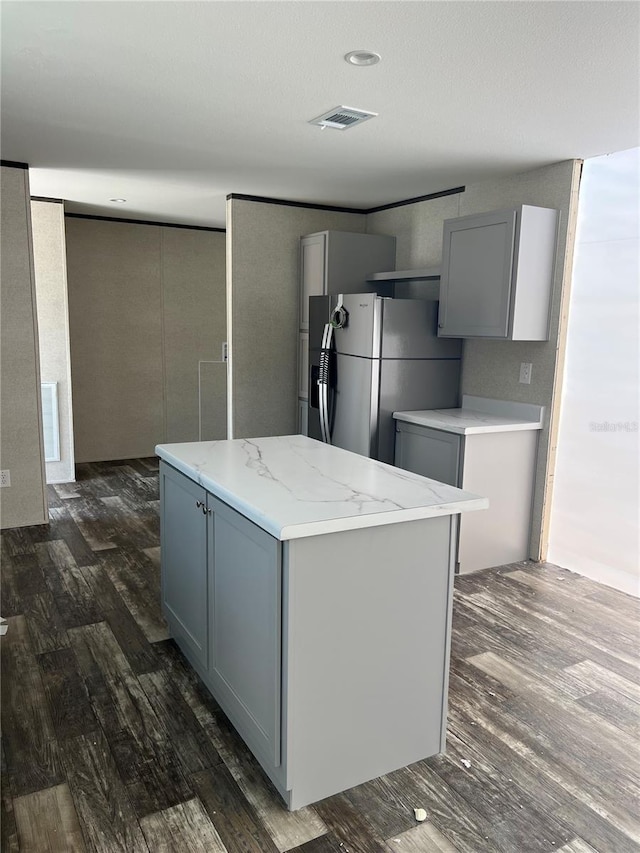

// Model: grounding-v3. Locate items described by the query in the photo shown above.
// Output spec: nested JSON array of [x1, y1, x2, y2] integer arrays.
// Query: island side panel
[[440, 514, 459, 753], [282, 515, 454, 810]]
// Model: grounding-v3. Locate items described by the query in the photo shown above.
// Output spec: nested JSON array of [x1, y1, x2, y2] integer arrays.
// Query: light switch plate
[[519, 363, 532, 385], [0, 470, 11, 487]]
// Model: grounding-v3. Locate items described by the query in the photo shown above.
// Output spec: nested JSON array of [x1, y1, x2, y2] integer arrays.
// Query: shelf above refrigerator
[[365, 267, 440, 282]]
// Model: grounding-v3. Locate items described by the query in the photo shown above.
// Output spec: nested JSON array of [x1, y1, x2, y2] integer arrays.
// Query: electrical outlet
[[0, 470, 11, 487], [519, 363, 532, 385], [222, 342, 228, 362]]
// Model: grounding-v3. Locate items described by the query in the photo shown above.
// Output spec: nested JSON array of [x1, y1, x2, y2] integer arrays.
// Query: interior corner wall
[[31, 200, 75, 484], [65, 218, 226, 462], [457, 161, 581, 560], [227, 200, 366, 439], [0, 166, 48, 529], [367, 193, 463, 270], [367, 161, 582, 560]]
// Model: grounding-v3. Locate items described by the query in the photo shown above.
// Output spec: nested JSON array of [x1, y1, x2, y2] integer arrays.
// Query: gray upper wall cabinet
[[437, 205, 559, 340], [299, 233, 326, 330]]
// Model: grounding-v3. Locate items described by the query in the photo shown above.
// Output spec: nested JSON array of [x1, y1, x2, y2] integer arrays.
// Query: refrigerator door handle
[[318, 322, 333, 444], [322, 387, 332, 443], [319, 382, 328, 443], [318, 323, 327, 442]]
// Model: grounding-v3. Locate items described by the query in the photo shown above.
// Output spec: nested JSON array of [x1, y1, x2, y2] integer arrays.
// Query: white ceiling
[[2, 1, 638, 228]]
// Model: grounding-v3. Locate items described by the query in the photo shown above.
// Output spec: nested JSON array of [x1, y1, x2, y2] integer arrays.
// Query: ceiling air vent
[[309, 106, 377, 131]]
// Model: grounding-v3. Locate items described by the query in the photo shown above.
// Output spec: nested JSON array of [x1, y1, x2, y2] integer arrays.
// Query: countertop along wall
[[367, 161, 582, 559], [226, 198, 366, 439], [0, 165, 48, 529], [65, 217, 226, 462], [31, 199, 75, 484]]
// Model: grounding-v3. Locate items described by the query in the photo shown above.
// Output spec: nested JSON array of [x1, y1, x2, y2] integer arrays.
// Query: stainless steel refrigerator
[[308, 293, 462, 464]]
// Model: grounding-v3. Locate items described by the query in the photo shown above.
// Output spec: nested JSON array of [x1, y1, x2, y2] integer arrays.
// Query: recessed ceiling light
[[345, 50, 381, 67], [109, 198, 127, 203]]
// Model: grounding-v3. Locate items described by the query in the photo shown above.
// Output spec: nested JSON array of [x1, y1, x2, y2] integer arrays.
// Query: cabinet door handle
[[201, 504, 207, 515], [196, 500, 203, 509], [207, 508, 212, 515]]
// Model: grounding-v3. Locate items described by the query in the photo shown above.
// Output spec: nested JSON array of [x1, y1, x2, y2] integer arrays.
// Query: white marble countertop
[[156, 435, 488, 541], [394, 395, 545, 436]]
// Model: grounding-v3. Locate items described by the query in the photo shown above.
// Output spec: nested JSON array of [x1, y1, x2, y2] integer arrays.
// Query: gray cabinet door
[[438, 209, 517, 338], [298, 332, 309, 398], [324, 231, 396, 295], [394, 422, 461, 487], [209, 497, 282, 767], [298, 398, 308, 435], [160, 462, 209, 671], [300, 233, 326, 330]]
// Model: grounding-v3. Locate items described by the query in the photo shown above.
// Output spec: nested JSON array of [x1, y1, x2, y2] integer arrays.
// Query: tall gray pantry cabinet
[[159, 459, 458, 810], [297, 230, 396, 433]]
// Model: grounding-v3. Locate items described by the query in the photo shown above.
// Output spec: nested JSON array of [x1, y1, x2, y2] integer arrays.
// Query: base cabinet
[[160, 460, 456, 810], [394, 420, 539, 573]]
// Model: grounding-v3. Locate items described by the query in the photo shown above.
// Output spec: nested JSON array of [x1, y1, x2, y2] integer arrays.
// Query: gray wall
[[368, 161, 582, 558], [0, 166, 48, 529], [31, 200, 75, 484], [161, 227, 227, 443], [226, 199, 366, 439], [65, 218, 226, 462], [368, 193, 463, 270]]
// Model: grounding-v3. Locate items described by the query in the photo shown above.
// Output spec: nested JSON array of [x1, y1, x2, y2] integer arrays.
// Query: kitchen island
[[156, 435, 487, 810]]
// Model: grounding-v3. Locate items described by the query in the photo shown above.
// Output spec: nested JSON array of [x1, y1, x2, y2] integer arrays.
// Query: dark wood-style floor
[[1, 459, 638, 853]]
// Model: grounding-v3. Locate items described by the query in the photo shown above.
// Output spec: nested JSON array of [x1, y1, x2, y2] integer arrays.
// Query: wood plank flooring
[[1, 458, 638, 852]]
